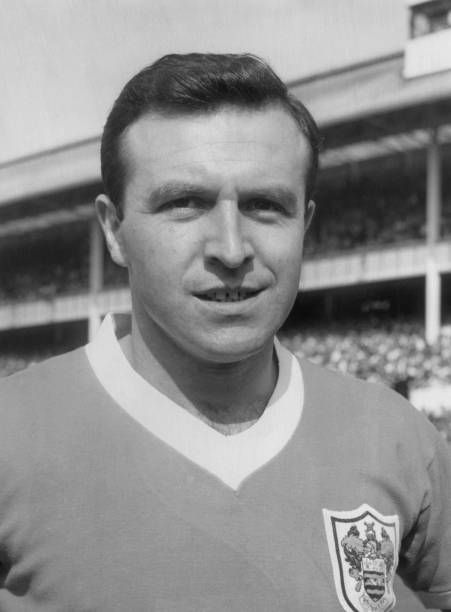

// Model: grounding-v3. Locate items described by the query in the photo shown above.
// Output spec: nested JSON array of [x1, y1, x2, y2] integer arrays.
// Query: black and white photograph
[[0, 1, 450, 610]]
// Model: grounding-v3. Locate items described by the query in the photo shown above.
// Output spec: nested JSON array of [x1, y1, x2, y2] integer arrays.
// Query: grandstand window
[[410, 0, 451, 38]]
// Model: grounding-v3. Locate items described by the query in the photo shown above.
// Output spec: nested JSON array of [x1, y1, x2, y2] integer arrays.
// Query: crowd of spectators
[[0, 226, 89, 302], [0, 263, 89, 302], [280, 321, 451, 390], [0, 245, 130, 303], [0, 225, 131, 304], [305, 172, 428, 256], [304, 147, 451, 257]]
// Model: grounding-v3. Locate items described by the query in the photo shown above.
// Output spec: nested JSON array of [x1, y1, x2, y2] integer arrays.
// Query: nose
[[203, 198, 253, 269]]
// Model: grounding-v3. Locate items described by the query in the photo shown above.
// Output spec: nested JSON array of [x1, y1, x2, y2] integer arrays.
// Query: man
[[0, 53, 450, 611]]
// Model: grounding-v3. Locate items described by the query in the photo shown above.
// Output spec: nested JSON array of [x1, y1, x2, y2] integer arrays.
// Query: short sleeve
[[398, 428, 451, 610]]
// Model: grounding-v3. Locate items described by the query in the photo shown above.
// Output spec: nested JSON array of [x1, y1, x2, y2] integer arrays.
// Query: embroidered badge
[[323, 504, 399, 612]]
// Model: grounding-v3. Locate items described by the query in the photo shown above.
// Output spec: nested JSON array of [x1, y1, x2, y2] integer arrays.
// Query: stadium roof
[[3, 50, 451, 208], [290, 52, 451, 127], [0, 140, 100, 208]]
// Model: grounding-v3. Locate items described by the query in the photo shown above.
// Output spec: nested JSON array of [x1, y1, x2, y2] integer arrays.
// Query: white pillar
[[425, 129, 442, 345], [88, 219, 104, 340]]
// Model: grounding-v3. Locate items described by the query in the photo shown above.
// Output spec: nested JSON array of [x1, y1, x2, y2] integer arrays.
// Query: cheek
[[123, 225, 191, 298], [267, 233, 304, 274], [268, 240, 304, 301], [122, 223, 165, 268]]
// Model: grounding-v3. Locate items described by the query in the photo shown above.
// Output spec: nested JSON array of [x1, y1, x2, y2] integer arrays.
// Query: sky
[[0, 0, 407, 163]]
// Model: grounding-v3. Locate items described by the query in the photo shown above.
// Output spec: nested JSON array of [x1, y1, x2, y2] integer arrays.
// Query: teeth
[[203, 288, 256, 302]]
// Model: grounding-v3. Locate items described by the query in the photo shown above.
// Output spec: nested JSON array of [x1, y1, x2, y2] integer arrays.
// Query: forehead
[[121, 106, 311, 191]]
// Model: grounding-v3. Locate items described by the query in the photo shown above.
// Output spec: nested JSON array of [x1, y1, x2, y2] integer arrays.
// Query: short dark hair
[[100, 53, 321, 215]]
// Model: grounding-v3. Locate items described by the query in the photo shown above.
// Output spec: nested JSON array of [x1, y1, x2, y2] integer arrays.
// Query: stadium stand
[[0, 223, 90, 302], [305, 151, 427, 256], [280, 322, 451, 390]]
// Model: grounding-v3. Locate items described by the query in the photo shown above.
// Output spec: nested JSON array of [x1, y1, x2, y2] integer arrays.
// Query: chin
[[187, 330, 274, 364]]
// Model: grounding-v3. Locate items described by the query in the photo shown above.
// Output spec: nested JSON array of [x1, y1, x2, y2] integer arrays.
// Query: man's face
[[103, 105, 314, 363]]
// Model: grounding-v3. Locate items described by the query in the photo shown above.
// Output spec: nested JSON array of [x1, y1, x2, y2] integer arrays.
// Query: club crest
[[323, 504, 399, 612]]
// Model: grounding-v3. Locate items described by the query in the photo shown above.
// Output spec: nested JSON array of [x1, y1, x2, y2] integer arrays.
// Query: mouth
[[194, 287, 261, 303]]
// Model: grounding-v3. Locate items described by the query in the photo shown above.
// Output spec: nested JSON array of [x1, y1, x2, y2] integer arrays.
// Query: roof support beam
[[425, 128, 442, 345]]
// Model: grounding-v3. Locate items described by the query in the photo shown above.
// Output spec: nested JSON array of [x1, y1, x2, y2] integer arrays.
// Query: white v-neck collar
[[85, 314, 304, 490]]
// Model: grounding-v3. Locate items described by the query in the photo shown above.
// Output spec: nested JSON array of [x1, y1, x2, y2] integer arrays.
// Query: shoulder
[[0, 347, 89, 405], [0, 347, 116, 485], [0, 347, 96, 440], [299, 354, 418, 417], [297, 356, 443, 464]]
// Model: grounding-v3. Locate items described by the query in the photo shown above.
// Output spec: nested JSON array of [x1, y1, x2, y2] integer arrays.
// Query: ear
[[95, 194, 128, 267], [304, 200, 315, 233]]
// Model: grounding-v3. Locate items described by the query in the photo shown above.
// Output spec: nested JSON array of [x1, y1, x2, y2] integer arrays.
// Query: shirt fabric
[[0, 313, 449, 611]]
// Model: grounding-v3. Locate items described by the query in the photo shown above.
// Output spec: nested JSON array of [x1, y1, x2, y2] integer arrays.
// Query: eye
[[160, 197, 206, 217], [244, 198, 285, 216], [167, 197, 199, 209]]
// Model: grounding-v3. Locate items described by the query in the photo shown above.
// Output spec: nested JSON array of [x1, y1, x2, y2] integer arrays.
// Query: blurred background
[[1, 2, 451, 608]]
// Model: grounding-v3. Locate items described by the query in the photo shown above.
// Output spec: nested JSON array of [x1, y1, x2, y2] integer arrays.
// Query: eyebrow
[[149, 182, 214, 204], [148, 181, 299, 209], [246, 187, 298, 209]]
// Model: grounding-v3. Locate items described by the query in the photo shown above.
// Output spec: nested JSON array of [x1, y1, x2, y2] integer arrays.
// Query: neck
[[119, 313, 278, 435]]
